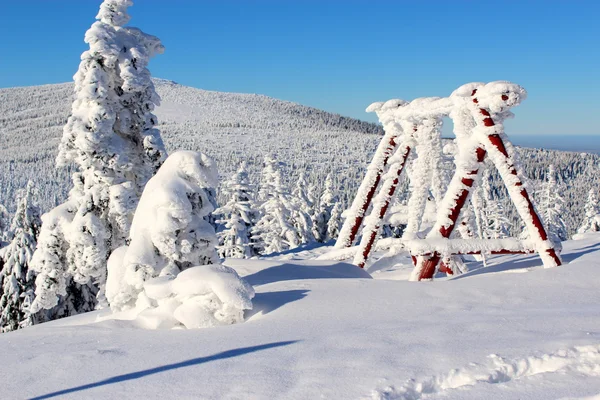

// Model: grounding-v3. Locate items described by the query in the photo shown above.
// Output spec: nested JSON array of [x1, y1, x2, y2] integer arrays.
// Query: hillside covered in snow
[[0, 80, 598, 237], [1, 234, 599, 399]]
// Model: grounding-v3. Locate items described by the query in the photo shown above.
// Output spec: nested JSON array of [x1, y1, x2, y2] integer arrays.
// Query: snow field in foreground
[[0, 234, 599, 399]]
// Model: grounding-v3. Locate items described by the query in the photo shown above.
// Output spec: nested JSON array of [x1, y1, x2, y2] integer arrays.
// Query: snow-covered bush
[[30, 0, 166, 314], [107, 151, 220, 311]]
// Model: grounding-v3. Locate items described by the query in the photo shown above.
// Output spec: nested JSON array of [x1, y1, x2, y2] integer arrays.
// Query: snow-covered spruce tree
[[312, 174, 337, 243], [214, 162, 258, 259], [0, 182, 42, 331], [30, 0, 166, 313], [577, 188, 600, 234], [539, 165, 568, 243], [106, 151, 219, 311], [480, 168, 510, 240], [252, 156, 299, 254], [290, 172, 315, 244], [326, 202, 343, 241], [0, 203, 10, 247]]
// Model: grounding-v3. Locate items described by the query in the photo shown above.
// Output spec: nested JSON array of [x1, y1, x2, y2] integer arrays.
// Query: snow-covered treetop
[[96, 0, 133, 27], [154, 150, 219, 191]]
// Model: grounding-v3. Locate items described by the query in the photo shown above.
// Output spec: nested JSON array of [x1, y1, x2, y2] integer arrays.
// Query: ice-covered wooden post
[[353, 121, 414, 268], [411, 82, 562, 281], [335, 99, 408, 249]]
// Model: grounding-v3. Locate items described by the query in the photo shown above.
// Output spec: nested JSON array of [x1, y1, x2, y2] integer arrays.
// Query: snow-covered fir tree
[[30, 0, 166, 313], [577, 188, 600, 234], [312, 174, 337, 242], [0, 201, 10, 247], [29, 201, 98, 318], [214, 162, 258, 259], [307, 184, 319, 212], [539, 165, 568, 243], [290, 172, 315, 244], [0, 182, 42, 331], [252, 156, 298, 254], [480, 168, 510, 240], [326, 202, 343, 241], [106, 151, 219, 311]]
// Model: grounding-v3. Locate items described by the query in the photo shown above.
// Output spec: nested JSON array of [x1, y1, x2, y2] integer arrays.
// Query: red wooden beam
[[356, 145, 412, 268], [417, 145, 486, 280], [336, 135, 400, 248]]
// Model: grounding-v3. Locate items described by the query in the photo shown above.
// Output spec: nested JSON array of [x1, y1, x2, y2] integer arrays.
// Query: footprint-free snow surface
[[2, 235, 600, 399]]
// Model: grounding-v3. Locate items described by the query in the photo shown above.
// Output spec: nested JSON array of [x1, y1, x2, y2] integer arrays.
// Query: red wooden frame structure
[[335, 82, 562, 279]]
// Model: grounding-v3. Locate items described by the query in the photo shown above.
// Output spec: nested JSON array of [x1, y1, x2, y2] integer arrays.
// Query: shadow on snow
[[244, 262, 372, 286], [246, 289, 310, 319], [29, 341, 298, 400], [451, 241, 600, 280]]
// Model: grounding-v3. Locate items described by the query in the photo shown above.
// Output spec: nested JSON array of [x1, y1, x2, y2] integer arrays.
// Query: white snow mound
[[133, 264, 255, 330]]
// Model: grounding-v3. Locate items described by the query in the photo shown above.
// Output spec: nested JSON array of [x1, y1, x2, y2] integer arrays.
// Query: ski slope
[[1, 235, 600, 399]]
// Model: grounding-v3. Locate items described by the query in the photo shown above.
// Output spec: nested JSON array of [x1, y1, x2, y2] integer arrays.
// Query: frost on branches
[[214, 162, 258, 259], [578, 189, 600, 234], [252, 156, 299, 254], [31, 0, 166, 313], [0, 182, 42, 331], [106, 151, 219, 311]]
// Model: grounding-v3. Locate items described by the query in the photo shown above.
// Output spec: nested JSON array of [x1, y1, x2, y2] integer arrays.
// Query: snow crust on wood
[[411, 81, 560, 280], [335, 100, 407, 249], [381, 238, 537, 257]]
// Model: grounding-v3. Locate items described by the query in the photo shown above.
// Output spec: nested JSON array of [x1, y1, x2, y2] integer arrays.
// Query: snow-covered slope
[[0, 80, 379, 213], [0, 80, 598, 235], [1, 235, 599, 399]]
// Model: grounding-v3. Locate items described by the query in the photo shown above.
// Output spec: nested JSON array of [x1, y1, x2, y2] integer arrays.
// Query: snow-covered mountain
[[0, 79, 379, 211], [0, 80, 598, 236]]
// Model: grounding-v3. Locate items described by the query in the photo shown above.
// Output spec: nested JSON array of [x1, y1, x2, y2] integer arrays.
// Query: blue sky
[[1, 1, 598, 135]]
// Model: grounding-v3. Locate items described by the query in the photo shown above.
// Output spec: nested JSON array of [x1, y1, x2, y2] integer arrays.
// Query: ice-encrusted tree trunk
[[214, 162, 258, 259], [30, 0, 166, 313], [291, 172, 315, 244], [312, 174, 337, 243], [252, 156, 298, 254], [0, 182, 42, 331], [540, 165, 568, 243], [577, 188, 600, 234]]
